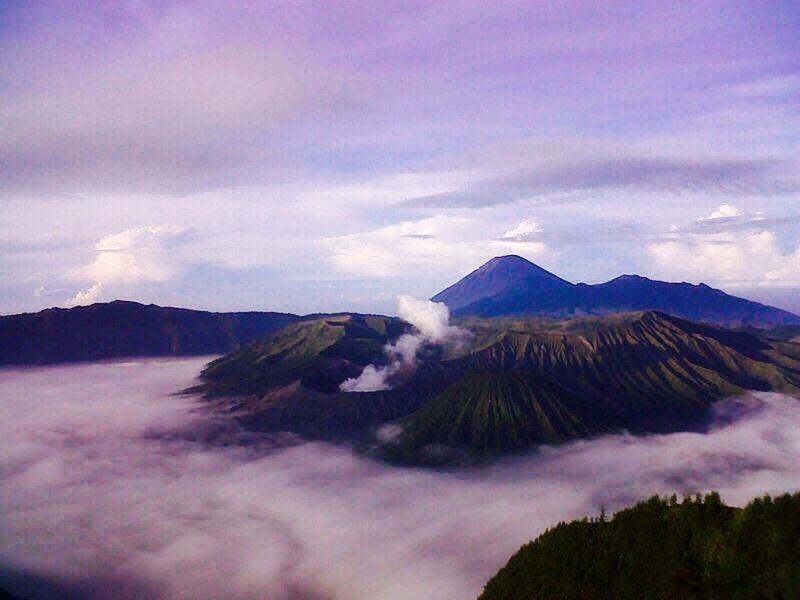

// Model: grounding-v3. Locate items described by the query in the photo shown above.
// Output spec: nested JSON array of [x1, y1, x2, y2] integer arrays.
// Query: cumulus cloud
[[649, 205, 800, 287], [66, 225, 197, 303], [323, 215, 547, 280], [501, 220, 542, 240], [2, 360, 800, 599], [341, 296, 464, 392], [68, 282, 103, 306], [699, 204, 743, 220]]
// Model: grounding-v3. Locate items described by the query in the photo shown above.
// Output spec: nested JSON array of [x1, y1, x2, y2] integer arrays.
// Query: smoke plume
[[340, 295, 463, 392], [1, 359, 799, 599]]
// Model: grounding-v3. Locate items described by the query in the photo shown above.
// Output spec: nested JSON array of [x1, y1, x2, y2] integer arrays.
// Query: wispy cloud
[[403, 154, 796, 209]]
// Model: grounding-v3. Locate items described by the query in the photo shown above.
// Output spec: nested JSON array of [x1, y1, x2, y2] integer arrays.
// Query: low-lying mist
[[1, 359, 799, 600]]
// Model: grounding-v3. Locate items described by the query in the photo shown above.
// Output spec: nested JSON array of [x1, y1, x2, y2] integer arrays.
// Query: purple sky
[[1, 1, 799, 314]]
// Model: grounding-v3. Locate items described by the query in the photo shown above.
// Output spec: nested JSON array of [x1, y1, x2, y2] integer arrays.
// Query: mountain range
[[433, 255, 800, 328], [1, 255, 797, 366], [191, 310, 800, 463], [2, 256, 799, 463]]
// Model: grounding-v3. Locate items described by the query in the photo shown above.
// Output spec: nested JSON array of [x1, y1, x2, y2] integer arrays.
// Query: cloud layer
[[649, 205, 800, 287], [2, 359, 800, 599], [67, 225, 197, 305]]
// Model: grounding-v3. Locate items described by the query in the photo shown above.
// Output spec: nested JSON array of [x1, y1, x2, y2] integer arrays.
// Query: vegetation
[[190, 314, 407, 397], [191, 310, 800, 460], [480, 492, 800, 600], [392, 311, 800, 460]]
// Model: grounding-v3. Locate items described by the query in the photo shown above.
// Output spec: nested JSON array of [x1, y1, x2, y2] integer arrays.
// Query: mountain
[[0, 301, 299, 365], [186, 314, 428, 438], [431, 255, 572, 312], [479, 492, 800, 600], [193, 311, 800, 462], [435, 255, 800, 328], [388, 311, 800, 462], [192, 314, 408, 397]]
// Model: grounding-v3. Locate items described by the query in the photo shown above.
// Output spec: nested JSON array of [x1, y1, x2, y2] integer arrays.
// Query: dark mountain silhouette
[[431, 255, 572, 311], [435, 255, 800, 328], [0, 301, 299, 365]]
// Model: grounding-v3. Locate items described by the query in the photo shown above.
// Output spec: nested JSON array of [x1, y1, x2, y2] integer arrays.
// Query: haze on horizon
[[1, 1, 799, 316]]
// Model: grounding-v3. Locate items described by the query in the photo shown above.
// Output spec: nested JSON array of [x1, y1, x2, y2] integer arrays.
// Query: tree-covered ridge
[[479, 492, 800, 600]]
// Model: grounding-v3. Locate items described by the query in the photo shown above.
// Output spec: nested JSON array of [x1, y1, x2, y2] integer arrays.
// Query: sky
[[1, 0, 799, 315], [3, 358, 800, 599]]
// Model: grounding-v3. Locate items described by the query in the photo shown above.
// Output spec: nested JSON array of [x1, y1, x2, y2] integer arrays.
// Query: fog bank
[[1, 359, 799, 599]]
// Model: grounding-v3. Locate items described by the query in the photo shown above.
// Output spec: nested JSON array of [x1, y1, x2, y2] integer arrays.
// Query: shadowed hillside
[[0, 301, 298, 365]]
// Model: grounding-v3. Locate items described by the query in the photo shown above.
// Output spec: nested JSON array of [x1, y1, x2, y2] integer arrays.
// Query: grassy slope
[[192, 314, 406, 396], [187, 314, 428, 438], [189, 310, 800, 453], [479, 492, 800, 600], [393, 312, 800, 458]]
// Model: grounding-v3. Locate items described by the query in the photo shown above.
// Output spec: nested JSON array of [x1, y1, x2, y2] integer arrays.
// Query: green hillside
[[479, 492, 800, 600], [186, 314, 428, 438], [389, 311, 800, 460], [190, 314, 407, 397], [190, 310, 800, 458], [395, 372, 607, 455]]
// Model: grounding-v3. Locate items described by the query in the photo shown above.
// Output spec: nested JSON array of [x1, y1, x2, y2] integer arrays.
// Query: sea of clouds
[[1, 358, 800, 600]]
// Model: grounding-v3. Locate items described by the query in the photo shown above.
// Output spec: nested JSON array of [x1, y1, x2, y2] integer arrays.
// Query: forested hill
[[479, 492, 800, 600]]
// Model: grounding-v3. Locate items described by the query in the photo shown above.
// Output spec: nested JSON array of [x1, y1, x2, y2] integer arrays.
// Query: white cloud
[[69, 282, 103, 306], [501, 220, 541, 240], [72, 224, 196, 284], [66, 225, 197, 304], [4, 360, 800, 599], [699, 204, 742, 220], [648, 207, 800, 287], [323, 215, 547, 279]]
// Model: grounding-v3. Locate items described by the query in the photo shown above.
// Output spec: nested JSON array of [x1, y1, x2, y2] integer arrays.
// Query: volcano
[[433, 255, 800, 329]]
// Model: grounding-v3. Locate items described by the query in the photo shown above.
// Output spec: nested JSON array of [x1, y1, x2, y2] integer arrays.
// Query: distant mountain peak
[[609, 274, 650, 283], [482, 254, 536, 267], [431, 255, 573, 311], [432, 256, 800, 328]]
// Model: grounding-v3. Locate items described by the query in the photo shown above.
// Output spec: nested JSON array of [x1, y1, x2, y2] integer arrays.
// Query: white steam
[[1, 360, 800, 600], [341, 295, 463, 392]]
